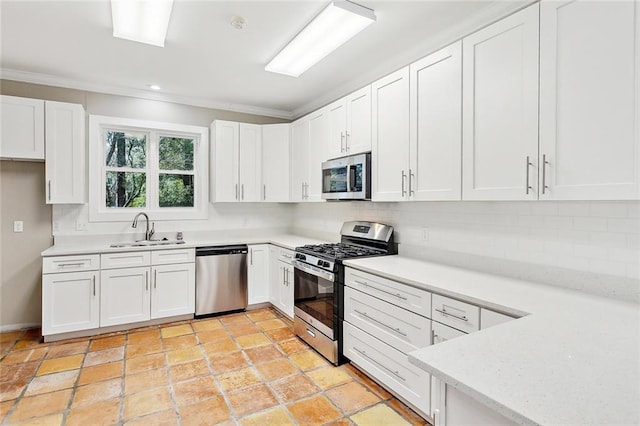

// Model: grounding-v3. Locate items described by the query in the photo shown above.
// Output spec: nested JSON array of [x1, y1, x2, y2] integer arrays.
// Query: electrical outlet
[[76, 221, 88, 231], [13, 221, 24, 233]]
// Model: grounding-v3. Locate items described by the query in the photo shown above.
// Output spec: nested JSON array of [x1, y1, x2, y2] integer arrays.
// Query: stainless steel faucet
[[132, 212, 155, 241]]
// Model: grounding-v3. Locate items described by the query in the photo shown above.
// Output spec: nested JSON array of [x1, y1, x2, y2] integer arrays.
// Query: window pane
[[159, 174, 194, 207], [159, 137, 194, 171], [105, 131, 146, 168], [106, 171, 146, 207]]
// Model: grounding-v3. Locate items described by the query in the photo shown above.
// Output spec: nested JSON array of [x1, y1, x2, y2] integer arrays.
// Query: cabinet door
[[327, 99, 347, 159], [290, 118, 309, 202], [239, 123, 262, 202], [269, 245, 280, 307], [211, 120, 239, 202], [307, 109, 328, 202], [262, 124, 290, 202], [372, 67, 411, 201], [280, 262, 294, 318], [42, 271, 99, 335], [100, 267, 151, 326], [0, 95, 44, 160], [410, 42, 462, 201], [539, 0, 640, 200], [248, 244, 269, 304], [45, 101, 85, 204], [346, 85, 372, 155], [462, 4, 539, 200], [151, 263, 195, 319]]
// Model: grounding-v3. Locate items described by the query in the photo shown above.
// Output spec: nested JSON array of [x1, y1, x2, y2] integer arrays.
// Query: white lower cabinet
[[248, 244, 270, 305], [42, 270, 100, 335], [343, 266, 431, 418], [42, 248, 195, 339], [100, 267, 151, 327], [151, 263, 196, 319], [268, 245, 294, 318], [434, 382, 516, 426]]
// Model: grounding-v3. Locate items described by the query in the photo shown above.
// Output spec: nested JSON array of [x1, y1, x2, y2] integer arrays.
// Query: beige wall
[[0, 79, 287, 330], [0, 161, 52, 329]]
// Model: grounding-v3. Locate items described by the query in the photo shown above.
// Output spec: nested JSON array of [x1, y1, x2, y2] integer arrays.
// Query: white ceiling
[[0, 0, 528, 119]]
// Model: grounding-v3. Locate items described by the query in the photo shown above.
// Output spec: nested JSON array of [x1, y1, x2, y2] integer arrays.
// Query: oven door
[[292, 260, 336, 339]]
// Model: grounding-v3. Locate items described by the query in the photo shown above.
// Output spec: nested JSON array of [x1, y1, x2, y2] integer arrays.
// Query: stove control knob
[[317, 260, 323, 266], [323, 261, 330, 268], [295, 253, 306, 261]]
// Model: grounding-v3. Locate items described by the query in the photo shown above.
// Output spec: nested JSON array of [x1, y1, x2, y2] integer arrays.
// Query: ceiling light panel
[[111, 0, 174, 47], [266, 0, 376, 77]]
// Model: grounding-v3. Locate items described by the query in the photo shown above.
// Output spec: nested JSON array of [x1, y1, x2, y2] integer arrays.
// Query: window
[[89, 116, 208, 221]]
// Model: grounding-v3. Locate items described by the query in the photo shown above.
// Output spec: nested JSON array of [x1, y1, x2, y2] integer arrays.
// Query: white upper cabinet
[[45, 101, 86, 204], [290, 116, 310, 202], [307, 108, 329, 202], [371, 67, 411, 201], [210, 120, 262, 202], [262, 123, 291, 202], [211, 120, 239, 202], [238, 123, 263, 202], [327, 86, 372, 159], [539, 0, 640, 200], [409, 41, 463, 201], [0, 95, 45, 160], [462, 4, 540, 201]]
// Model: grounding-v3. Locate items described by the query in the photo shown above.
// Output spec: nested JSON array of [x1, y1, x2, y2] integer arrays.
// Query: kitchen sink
[[109, 240, 186, 248]]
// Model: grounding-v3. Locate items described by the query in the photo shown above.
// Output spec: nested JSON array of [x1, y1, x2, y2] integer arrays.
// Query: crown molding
[[0, 68, 294, 120], [291, 0, 534, 119]]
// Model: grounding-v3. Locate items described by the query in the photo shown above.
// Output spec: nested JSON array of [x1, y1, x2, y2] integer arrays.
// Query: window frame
[[89, 115, 209, 222]]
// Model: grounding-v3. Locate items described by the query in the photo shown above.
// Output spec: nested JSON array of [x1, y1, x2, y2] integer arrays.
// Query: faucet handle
[[149, 222, 155, 240]]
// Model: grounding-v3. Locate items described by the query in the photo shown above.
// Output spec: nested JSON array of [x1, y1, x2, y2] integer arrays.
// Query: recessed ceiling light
[[230, 16, 246, 30], [111, 0, 174, 47], [265, 0, 376, 77], [148, 84, 161, 91]]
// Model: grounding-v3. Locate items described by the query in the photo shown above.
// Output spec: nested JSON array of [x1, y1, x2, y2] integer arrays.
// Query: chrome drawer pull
[[306, 328, 315, 338], [58, 262, 85, 268], [353, 347, 406, 382], [354, 309, 408, 337], [353, 280, 408, 301], [435, 308, 468, 322]]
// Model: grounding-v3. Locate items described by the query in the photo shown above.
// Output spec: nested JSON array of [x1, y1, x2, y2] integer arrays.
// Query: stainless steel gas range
[[292, 221, 396, 365]]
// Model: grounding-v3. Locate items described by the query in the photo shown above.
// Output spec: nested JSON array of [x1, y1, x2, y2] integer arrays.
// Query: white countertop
[[41, 234, 328, 257], [343, 256, 640, 426]]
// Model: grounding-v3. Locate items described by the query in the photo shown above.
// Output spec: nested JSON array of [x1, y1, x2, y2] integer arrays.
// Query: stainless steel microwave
[[321, 153, 371, 200]]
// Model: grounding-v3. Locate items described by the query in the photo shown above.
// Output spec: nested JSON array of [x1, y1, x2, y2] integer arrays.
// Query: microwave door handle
[[346, 165, 351, 192], [349, 165, 357, 192]]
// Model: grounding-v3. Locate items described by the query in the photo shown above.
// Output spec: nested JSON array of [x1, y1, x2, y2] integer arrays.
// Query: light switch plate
[[13, 221, 23, 232]]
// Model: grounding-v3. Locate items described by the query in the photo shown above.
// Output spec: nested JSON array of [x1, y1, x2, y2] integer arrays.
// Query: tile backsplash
[[292, 201, 640, 302]]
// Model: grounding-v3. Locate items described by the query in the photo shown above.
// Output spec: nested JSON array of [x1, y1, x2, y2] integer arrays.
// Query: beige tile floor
[[0, 307, 429, 425]]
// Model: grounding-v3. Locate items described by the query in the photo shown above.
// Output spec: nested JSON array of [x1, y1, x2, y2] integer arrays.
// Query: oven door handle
[[292, 260, 335, 282]]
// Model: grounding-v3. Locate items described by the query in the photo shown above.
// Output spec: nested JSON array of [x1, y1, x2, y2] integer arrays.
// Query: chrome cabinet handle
[[153, 270, 157, 289], [354, 309, 408, 337], [409, 169, 415, 196], [235, 184, 238, 200], [435, 307, 468, 322], [58, 262, 84, 268], [353, 347, 406, 381], [353, 280, 408, 300], [241, 184, 244, 200], [92, 275, 96, 296], [145, 271, 149, 291], [345, 131, 350, 151], [48, 180, 51, 201], [542, 154, 549, 195], [401, 170, 407, 197], [341, 132, 345, 152], [263, 184, 266, 201], [525, 156, 533, 195], [301, 182, 305, 199]]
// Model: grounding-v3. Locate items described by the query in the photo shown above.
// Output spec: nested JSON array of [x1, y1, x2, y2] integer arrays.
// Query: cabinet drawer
[[151, 248, 195, 265], [278, 247, 294, 264], [432, 294, 479, 333], [344, 286, 431, 355], [432, 320, 466, 344], [43, 254, 100, 274], [343, 321, 430, 416], [101, 251, 151, 269], [345, 267, 431, 316]]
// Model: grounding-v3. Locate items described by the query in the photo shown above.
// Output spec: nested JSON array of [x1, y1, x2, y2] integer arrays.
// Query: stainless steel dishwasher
[[195, 245, 248, 317]]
